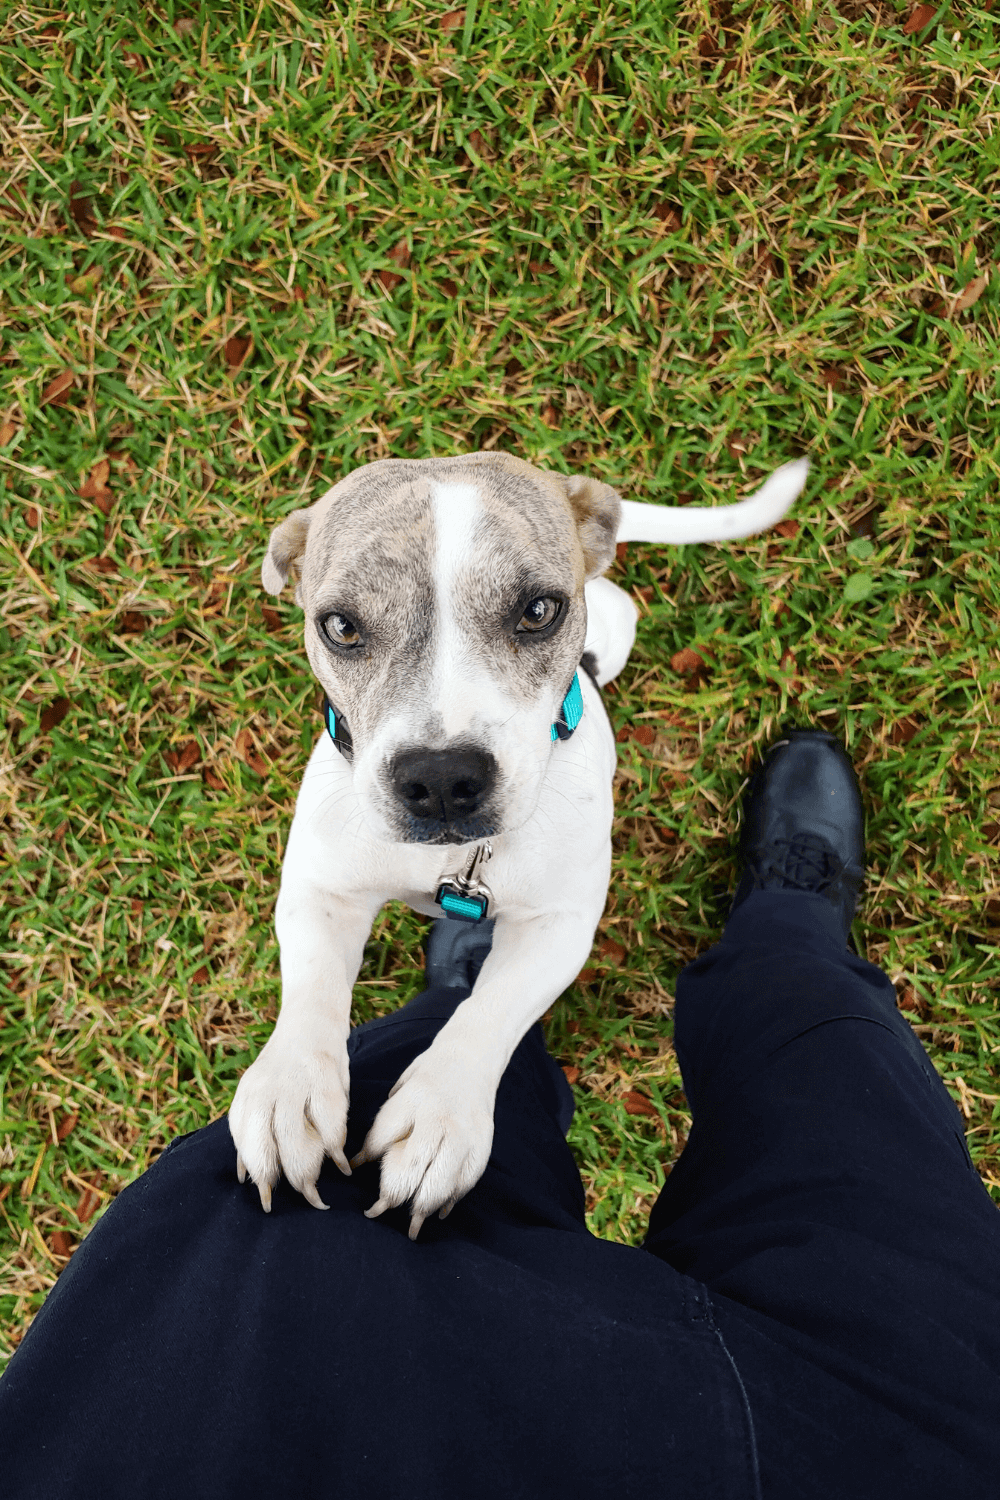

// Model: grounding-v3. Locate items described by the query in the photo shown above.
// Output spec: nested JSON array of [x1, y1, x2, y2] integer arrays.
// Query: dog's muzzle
[[389, 746, 497, 830]]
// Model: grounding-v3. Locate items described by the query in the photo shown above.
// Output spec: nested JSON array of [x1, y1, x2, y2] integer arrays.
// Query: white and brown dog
[[229, 452, 808, 1237]]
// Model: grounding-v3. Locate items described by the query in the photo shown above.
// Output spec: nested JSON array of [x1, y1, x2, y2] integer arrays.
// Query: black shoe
[[425, 918, 495, 990], [730, 729, 865, 946]]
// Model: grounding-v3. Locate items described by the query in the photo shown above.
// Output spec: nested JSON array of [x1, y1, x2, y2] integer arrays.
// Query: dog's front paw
[[351, 1053, 495, 1241], [228, 1026, 351, 1212]]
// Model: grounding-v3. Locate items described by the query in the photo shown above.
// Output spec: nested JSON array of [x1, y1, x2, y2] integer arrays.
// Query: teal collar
[[323, 670, 583, 761]]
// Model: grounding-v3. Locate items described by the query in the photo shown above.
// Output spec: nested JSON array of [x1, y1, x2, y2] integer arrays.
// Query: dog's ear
[[555, 474, 622, 580], [262, 506, 314, 595]]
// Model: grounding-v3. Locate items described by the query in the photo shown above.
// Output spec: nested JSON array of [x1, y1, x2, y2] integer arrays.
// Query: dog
[[228, 452, 808, 1238]]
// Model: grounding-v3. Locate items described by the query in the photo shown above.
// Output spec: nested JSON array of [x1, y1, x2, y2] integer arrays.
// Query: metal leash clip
[[435, 841, 493, 924]]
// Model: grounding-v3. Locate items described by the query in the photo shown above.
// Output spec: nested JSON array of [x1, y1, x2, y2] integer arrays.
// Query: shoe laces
[[748, 832, 847, 894]]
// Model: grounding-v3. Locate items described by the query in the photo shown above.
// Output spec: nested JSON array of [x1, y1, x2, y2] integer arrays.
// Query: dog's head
[[263, 452, 620, 845]]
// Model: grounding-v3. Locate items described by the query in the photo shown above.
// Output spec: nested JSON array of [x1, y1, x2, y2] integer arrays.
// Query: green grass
[[2, 0, 999, 1366]]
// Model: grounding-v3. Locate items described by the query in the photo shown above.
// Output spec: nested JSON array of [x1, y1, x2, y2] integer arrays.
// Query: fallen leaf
[[890, 715, 921, 745], [903, 3, 936, 33], [623, 1090, 658, 1117], [562, 1065, 581, 1085], [119, 43, 146, 72], [40, 698, 72, 733], [653, 202, 682, 230], [440, 277, 458, 298], [40, 370, 75, 406], [773, 517, 799, 539], [184, 142, 218, 160], [599, 936, 627, 965], [377, 239, 411, 292], [130, 898, 143, 915], [68, 182, 98, 236], [615, 723, 656, 746], [26, 506, 40, 527], [697, 31, 720, 58], [0, 421, 18, 445], [261, 604, 282, 631], [528, 260, 554, 275], [76, 1182, 102, 1223], [224, 335, 252, 371], [50, 1230, 74, 1257], [820, 365, 846, 390], [950, 270, 989, 314], [191, 965, 210, 985], [440, 7, 465, 29], [89, 556, 117, 574], [235, 729, 269, 777], [203, 766, 226, 790], [670, 647, 709, 678], [575, 969, 597, 985], [120, 611, 146, 633], [725, 433, 750, 458], [465, 128, 493, 160], [165, 740, 200, 773], [56, 1112, 78, 1141], [541, 404, 559, 428], [615, 541, 629, 563]]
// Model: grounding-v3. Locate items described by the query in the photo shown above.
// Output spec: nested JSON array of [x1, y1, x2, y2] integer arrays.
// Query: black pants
[[2, 891, 998, 1498]]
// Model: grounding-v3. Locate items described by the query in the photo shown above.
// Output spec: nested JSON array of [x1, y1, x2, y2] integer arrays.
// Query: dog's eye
[[517, 596, 561, 633], [322, 613, 362, 647]]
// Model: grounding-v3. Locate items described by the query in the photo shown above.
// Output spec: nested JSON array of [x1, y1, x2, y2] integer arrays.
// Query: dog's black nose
[[390, 748, 497, 824]]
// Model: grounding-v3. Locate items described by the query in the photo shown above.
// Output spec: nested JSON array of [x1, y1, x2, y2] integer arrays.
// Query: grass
[[1, 0, 999, 1367]]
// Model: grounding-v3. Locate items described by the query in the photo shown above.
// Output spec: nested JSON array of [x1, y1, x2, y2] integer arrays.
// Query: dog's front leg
[[352, 910, 598, 1240], [228, 878, 379, 1211]]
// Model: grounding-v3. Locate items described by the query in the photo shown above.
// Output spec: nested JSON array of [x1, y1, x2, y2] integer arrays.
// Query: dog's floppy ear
[[554, 474, 622, 580], [262, 506, 314, 595]]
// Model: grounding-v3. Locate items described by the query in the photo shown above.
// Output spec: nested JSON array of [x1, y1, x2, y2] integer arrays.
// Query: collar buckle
[[436, 841, 493, 924]]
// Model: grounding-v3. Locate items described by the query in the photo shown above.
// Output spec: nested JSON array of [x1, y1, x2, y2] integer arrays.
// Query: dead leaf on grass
[[119, 611, 146, 634], [224, 335, 252, 371], [599, 936, 627, 965], [165, 740, 201, 773], [949, 270, 989, 314], [40, 370, 75, 407], [76, 1180, 102, 1223], [623, 1090, 659, 1118], [50, 1230, 75, 1257], [202, 766, 226, 790], [40, 698, 72, 733], [562, 1065, 581, 1085], [903, 4, 937, 34], [68, 182, 98, 236], [0, 421, 18, 445], [56, 1112, 78, 1141], [377, 239, 411, 292], [439, 7, 465, 30], [890, 716, 921, 745]]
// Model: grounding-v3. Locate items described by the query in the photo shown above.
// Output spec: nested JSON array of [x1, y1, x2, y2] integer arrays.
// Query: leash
[[321, 671, 585, 924]]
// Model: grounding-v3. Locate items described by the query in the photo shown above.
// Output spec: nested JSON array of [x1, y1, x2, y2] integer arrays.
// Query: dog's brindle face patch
[[285, 453, 616, 844]]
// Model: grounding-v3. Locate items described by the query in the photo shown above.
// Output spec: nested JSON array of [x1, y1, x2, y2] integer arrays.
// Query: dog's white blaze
[[429, 482, 492, 737]]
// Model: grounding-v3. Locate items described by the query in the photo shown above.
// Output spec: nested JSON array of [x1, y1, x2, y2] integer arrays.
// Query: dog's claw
[[258, 1181, 272, 1213], [408, 1212, 427, 1241], [236, 1154, 247, 1185], [332, 1149, 352, 1176], [350, 1150, 368, 1169], [438, 1201, 454, 1221], [302, 1182, 329, 1211], [364, 1195, 390, 1220]]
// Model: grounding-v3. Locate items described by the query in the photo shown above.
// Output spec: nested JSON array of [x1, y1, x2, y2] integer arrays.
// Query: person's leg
[[645, 737, 1000, 1496], [0, 956, 756, 1500]]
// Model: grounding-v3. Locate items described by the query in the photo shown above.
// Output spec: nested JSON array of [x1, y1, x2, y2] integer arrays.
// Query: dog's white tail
[[616, 458, 809, 545]]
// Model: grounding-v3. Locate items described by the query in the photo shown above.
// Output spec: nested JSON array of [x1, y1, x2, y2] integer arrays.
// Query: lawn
[[1, 0, 998, 1367]]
